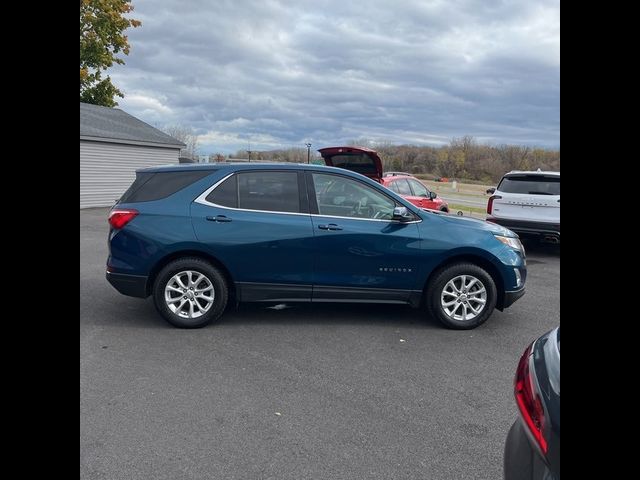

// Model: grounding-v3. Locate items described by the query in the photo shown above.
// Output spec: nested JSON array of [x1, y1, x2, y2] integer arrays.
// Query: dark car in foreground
[[106, 163, 526, 329], [505, 327, 560, 479]]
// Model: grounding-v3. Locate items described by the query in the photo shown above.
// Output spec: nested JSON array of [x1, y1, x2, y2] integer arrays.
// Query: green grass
[[446, 203, 486, 215]]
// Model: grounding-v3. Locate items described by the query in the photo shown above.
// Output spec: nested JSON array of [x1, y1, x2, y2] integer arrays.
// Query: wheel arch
[[423, 253, 506, 310], [146, 250, 236, 303]]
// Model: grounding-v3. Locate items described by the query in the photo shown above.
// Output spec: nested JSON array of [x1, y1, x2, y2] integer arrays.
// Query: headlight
[[494, 235, 524, 252]]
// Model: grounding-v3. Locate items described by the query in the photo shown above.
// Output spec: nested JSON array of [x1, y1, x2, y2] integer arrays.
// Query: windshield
[[498, 175, 560, 195]]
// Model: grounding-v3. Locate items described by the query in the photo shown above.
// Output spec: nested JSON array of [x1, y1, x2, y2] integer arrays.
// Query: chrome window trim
[[194, 171, 422, 224], [311, 213, 421, 224]]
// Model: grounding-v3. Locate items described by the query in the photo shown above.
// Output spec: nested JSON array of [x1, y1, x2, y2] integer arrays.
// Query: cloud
[[110, 0, 560, 154]]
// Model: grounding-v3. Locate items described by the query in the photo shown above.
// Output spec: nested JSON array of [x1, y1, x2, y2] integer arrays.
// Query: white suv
[[486, 170, 560, 244]]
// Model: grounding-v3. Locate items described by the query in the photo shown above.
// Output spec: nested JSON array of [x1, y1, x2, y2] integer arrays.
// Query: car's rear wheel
[[425, 263, 497, 329], [153, 258, 228, 328]]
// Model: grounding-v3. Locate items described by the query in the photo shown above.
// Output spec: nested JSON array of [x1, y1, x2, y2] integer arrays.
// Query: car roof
[[136, 162, 373, 176], [382, 174, 416, 181]]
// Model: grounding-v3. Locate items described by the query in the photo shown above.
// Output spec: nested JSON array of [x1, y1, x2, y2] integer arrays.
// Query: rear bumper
[[487, 217, 559, 239], [106, 271, 148, 298], [503, 287, 526, 309]]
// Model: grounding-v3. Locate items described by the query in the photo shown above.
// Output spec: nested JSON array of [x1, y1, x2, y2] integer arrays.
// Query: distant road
[[439, 193, 487, 209]]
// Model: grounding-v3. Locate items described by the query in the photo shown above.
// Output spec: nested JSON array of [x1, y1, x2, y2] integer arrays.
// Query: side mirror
[[429, 191, 437, 200], [486, 187, 496, 194], [392, 206, 414, 222]]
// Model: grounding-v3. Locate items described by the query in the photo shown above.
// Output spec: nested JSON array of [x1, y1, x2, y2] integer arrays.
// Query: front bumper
[[487, 217, 559, 240], [106, 271, 149, 298], [503, 286, 526, 309]]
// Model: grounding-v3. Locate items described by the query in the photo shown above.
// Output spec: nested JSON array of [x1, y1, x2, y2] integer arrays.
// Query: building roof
[[80, 102, 185, 148]]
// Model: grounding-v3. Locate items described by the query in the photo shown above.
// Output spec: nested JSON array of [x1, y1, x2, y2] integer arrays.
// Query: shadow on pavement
[[521, 239, 560, 258], [90, 295, 444, 330]]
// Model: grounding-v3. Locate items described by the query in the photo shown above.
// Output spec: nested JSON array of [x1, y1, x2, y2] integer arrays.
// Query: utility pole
[[305, 143, 312, 164], [246, 141, 251, 162]]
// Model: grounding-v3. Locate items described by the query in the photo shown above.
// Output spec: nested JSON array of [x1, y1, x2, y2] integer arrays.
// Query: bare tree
[[163, 125, 199, 159]]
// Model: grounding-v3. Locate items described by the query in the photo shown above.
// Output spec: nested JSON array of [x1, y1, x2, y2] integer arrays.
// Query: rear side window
[[387, 181, 401, 194], [394, 179, 413, 196], [498, 175, 560, 195], [205, 171, 301, 213], [239, 172, 300, 212], [120, 170, 213, 203]]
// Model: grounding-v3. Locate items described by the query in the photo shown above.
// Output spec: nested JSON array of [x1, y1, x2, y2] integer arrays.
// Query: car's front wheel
[[153, 258, 228, 328], [425, 263, 497, 329]]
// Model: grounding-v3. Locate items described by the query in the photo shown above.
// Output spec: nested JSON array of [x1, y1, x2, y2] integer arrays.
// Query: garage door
[[80, 140, 180, 208]]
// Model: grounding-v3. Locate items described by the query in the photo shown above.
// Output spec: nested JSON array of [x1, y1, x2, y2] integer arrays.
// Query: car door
[[191, 170, 315, 302], [307, 171, 422, 303]]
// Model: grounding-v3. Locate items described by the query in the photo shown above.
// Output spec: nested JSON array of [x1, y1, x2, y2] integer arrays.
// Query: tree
[[163, 125, 199, 159], [80, 0, 141, 107]]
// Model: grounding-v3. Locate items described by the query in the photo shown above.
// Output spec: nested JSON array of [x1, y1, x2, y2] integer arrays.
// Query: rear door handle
[[206, 215, 232, 223], [318, 223, 342, 231]]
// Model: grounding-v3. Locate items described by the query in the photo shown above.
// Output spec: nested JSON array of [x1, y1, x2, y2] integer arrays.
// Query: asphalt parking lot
[[81, 208, 560, 480]]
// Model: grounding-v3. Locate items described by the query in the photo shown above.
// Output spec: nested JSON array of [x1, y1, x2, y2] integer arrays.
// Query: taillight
[[108, 209, 139, 229], [487, 195, 501, 214], [514, 343, 548, 454]]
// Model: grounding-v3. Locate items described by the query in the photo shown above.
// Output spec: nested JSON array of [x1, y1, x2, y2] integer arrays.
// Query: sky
[[110, 0, 560, 155]]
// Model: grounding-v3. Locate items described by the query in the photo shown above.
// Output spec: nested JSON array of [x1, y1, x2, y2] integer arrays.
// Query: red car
[[319, 146, 449, 212]]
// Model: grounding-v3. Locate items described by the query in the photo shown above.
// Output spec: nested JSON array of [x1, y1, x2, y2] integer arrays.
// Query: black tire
[[425, 262, 497, 330], [153, 257, 228, 328]]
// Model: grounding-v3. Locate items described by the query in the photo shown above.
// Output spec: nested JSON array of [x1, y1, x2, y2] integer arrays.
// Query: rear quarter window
[[498, 175, 560, 195], [119, 170, 214, 203]]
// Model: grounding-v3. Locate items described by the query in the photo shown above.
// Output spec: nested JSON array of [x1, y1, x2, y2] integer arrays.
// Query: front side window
[[312, 173, 396, 220], [205, 171, 301, 213], [408, 179, 429, 197]]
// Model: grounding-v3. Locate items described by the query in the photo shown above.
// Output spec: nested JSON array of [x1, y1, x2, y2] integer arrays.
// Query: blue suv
[[107, 163, 526, 329]]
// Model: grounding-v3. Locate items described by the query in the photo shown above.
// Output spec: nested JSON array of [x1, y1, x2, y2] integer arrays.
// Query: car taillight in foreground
[[514, 343, 548, 454], [108, 209, 139, 229], [487, 195, 501, 214]]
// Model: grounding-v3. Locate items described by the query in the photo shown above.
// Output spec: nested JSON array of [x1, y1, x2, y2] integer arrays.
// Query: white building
[[80, 102, 185, 208]]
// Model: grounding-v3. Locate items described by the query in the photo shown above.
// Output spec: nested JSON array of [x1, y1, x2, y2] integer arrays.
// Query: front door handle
[[318, 223, 342, 231], [206, 215, 232, 223]]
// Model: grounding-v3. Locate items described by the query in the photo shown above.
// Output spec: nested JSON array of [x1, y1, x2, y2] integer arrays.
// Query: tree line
[[228, 136, 560, 183]]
